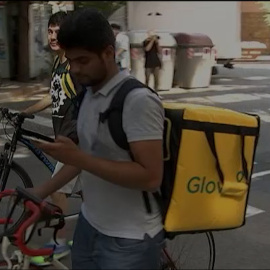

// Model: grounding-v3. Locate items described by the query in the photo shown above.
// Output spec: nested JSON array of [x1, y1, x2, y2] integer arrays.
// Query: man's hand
[[34, 135, 82, 167]]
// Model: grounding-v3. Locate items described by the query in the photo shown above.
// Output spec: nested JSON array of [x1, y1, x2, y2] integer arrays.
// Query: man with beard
[[111, 23, 130, 71], [30, 8, 165, 270], [23, 11, 81, 265]]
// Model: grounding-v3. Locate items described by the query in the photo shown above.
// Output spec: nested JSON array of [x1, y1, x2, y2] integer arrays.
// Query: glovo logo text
[[187, 171, 245, 194]]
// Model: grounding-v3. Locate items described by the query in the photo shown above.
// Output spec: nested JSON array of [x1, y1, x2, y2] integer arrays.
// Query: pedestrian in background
[[143, 30, 162, 92], [111, 23, 131, 71], [23, 11, 82, 265]]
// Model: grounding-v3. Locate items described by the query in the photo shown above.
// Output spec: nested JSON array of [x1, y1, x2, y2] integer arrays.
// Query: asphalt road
[[0, 63, 269, 269]]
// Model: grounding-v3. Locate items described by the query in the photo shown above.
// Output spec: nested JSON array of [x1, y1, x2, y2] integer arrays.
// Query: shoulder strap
[[69, 73, 87, 120], [99, 78, 155, 150], [52, 56, 60, 75], [99, 78, 158, 215]]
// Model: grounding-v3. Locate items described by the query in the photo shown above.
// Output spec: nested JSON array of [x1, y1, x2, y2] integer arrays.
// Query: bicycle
[[0, 187, 73, 269], [0, 109, 216, 269], [0, 107, 80, 237], [0, 187, 175, 269], [0, 187, 216, 270]]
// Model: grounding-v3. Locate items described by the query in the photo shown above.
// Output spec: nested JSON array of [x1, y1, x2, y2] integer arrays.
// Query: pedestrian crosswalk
[[161, 82, 270, 123], [24, 115, 53, 128], [0, 134, 31, 159]]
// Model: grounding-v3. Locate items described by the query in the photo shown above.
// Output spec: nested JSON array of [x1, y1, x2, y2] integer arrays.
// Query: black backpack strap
[[52, 56, 60, 75], [99, 78, 153, 150], [69, 73, 87, 120], [99, 78, 158, 214]]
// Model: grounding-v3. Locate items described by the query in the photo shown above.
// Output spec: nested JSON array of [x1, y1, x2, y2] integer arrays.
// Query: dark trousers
[[145, 67, 160, 91]]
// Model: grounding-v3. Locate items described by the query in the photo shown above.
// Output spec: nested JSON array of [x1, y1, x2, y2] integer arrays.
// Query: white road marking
[[13, 153, 30, 159], [25, 115, 53, 128], [0, 125, 13, 131], [246, 205, 265, 218], [248, 110, 270, 123], [161, 84, 269, 95], [247, 169, 267, 218], [207, 93, 260, 103], [164, 91, 270, 109], [252, 170, 270, 180], [244, 76, 270, 81], [180, 97, 213, 104], [255, 93, 270, 99], [218, 78, 233, 82]]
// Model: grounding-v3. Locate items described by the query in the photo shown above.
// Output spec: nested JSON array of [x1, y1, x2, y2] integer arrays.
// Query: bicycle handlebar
[[0, 107, 35, 124], [0, 188, 64, 257]]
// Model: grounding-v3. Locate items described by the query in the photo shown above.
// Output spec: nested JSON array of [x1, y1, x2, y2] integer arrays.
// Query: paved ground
[[0, 63, 269, 269]]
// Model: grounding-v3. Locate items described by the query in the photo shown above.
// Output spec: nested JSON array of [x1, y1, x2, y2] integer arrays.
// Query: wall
[[0, 5, 10, 78], [241, 1, 270, 54]]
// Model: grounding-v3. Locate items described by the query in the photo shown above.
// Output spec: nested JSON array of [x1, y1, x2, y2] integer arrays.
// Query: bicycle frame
[[18, 136, 55, 173], [0, 126, 55, 192], [1, 236, 69, 269], [1, 213, 79, 269], [1, 211, 178, 270]]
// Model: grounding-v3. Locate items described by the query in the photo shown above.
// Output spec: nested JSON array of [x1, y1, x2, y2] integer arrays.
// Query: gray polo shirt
[[77, 71, 164, 240]]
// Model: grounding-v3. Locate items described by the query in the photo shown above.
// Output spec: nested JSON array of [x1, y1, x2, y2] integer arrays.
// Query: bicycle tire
[[0, 160, 33, 190], [160, 234, 212, 269], [0, 259, 42, 269], [0, 159, 33, 239]]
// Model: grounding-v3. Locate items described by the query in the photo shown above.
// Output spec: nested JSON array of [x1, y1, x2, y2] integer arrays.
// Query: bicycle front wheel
[[0, 159, 33, 238], [0, 259, 42, 269]]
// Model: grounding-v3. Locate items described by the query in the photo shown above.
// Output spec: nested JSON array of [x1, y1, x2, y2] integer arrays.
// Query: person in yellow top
[[23, 11, 82, 265]]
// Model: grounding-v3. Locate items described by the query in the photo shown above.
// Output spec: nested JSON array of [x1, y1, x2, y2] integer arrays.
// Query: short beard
[[86, 58, 107, 88], [83, 77, 105, 87]]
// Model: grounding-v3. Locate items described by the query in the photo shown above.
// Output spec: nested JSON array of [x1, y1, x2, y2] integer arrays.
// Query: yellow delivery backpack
[[98, 78, 260, 237], [161, 102, 260, 236]]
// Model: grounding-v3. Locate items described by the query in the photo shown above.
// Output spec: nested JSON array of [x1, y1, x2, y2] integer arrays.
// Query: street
[[0, 63, 270, 269]]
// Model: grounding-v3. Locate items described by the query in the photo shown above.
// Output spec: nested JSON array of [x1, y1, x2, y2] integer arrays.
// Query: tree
[[258, 1, 270, 26], [17, 1, 30, 82], [74, 1, 126, 18]]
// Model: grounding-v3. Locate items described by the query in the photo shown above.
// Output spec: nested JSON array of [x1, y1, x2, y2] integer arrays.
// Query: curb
[[232, 59, 270, 64]]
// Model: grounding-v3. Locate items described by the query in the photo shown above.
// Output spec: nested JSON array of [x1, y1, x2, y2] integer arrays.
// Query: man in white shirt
[[111, 23, 130, 71], [31, 8, 165, 270]]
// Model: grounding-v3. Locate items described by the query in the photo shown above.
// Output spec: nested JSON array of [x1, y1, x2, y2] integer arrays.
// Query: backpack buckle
[[99, 112, 107, 123], [99, 108, 114, 123]]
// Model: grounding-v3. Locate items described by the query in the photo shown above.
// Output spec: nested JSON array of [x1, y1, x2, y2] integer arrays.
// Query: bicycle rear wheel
[[0, 159, 33, 239], [161, 233, 212, 269]]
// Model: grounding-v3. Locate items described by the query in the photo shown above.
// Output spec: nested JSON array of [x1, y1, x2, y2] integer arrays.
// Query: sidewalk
[[0, 80, 49, 103], [0, 59, 268, 103]]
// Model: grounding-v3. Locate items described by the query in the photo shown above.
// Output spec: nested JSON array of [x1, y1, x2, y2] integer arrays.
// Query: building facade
[[241, 1, 270, 54]]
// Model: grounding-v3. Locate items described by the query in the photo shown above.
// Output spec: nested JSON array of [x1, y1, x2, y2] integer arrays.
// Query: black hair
[[48, 11, 67, 27], [57, 8, 115, 53], [111, 23, 121, 31]]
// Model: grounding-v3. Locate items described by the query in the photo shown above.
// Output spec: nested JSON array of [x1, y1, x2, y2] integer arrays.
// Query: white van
[[109, 1, 242, 71]]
